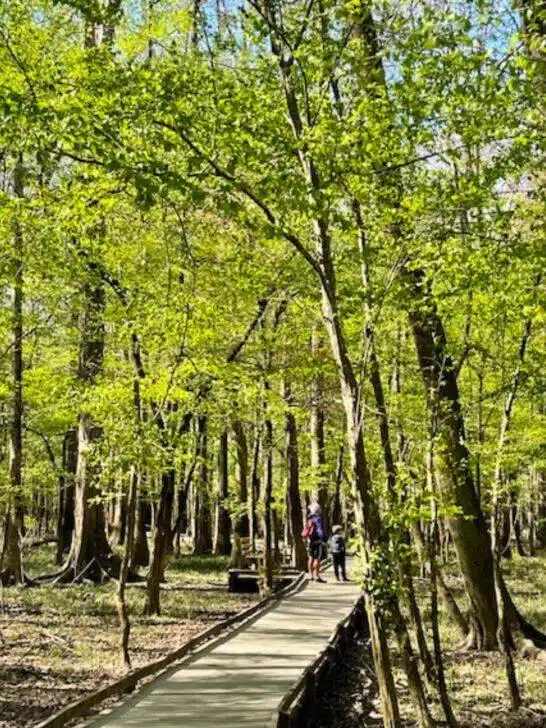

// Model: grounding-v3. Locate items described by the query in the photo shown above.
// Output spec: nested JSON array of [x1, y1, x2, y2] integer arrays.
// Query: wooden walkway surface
[[84, 567, 360, 728]]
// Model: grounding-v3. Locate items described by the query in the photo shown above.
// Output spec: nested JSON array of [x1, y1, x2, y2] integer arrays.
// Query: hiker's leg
[[341, 554, 348, 580], [308, 554, 314, 579], [333, 555, 340, 580]]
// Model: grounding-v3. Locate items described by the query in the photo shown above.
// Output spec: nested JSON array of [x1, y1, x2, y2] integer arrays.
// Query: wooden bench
[[228, 569, 260, 593], [228, 568, 298, 594]]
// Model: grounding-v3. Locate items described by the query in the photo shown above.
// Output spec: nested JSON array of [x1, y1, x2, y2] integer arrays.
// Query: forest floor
[[3, 549, 546, 728], [0, 546, 256, 728], [314, 552, 546, 728]]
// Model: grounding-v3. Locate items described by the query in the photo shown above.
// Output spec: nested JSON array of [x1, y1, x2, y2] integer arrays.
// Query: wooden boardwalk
[[84, 569, 360, 728]]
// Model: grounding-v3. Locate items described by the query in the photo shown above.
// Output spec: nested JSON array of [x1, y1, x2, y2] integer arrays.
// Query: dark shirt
[[330, 534, 345, 554], [309, 514, 326, 542]]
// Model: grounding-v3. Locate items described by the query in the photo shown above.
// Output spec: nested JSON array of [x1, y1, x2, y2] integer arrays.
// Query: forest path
[[84, 565, 360, 728]]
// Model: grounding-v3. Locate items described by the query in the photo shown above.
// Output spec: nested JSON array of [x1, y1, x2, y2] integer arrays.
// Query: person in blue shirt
[[330, 524, 349, 582], [302, 503, 327, 583]]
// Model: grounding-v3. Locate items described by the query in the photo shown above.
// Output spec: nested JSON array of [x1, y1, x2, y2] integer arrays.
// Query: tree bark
[[214, 430, 231, 555], [331, 445, 344, 527], [116, 465, 138, 668], [310, 331, 328, 525], [67, 279, 114, 582], [250, 422, 261, 550], [56, 429, 77, 564], [409, 275, 498, 649], [131, 490, 150, 569], [536, 470, 546, 549], [263, 391, 274, 591], [231, 421, 250, 568], [144, 466, 175, 615], [2, 173, 25, 586], [283, 381, 307, 571], [193, 415, 213, 554]]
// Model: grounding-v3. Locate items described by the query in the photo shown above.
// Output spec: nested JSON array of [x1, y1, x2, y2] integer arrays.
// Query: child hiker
[[330, 524, 349, 582], [302, 503, 327, 583]]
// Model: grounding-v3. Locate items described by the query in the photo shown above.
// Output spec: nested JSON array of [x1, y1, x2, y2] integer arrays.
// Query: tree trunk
[[116, 465, 138, 668], [214, 430, 231, 555], [310, 331, 328, 525], [536, 470, 546, 549], [263, 397, 274, 591], [430, 509, 458, 727], [111, 490, 127, 547], [144, 466, 175, 615], [250, 423, 261, 551], [355, 206, 435, 686], [258, 9, 434, 723], [172, 465, 192, 556], [510, 491, 526, 557], [331, 445, 344, 527], [283, 381, 307, 571], [409, 274, 498, 649], [342, 0, 498, 650], [1, 160, 25, 587], [69, 415, 112, 580], [67, 280, 114, 582], [193, 415, 213, 555], [231, 421, 250, 568], [131, 490, 150, 569], [56, 429, 77, 565]]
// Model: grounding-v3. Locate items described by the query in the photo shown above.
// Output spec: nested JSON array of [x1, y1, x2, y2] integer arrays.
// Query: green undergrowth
[[166, 553, 232, 583], [5, 546, 244, 623]]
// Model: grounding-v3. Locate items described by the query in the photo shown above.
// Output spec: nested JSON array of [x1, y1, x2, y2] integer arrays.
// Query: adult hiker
[[302, 503, 327, 583]]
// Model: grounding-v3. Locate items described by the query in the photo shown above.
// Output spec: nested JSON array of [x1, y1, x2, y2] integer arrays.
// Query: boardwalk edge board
[[274, 594, 367, 728], [34, 571, 307, 728]]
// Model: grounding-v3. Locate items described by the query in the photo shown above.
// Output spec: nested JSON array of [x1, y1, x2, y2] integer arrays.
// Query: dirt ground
[[314, 554, 546, 728], [0, 548, 256, 728], [3, 547, 546, 728]]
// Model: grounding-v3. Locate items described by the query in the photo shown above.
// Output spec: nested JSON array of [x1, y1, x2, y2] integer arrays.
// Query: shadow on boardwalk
[[85, 575, 360, 728]]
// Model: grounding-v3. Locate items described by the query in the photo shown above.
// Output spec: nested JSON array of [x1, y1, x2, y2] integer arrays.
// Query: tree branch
[[152, 119, 326, 284]]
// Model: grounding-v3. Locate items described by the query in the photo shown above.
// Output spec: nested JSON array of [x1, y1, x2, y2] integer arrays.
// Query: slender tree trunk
[[430, 507, 458, 724], [1, 160, 25, 587], [310, 331, 328, 524], [131, 490, 150, 569], [173, 469, 191, 556], [331, 445, 344, 526], [56, 429, 77, 564], [489, 308, 535, 701], [267, 16, 428, 722], [342, 0, 499, 650], [283, 381, 307, 570], [214, 430, 231, 555], [426, 437, 459, 727], [250, 422, 261, 550], [409, 279, 498, 649], [231, 421, 250, 567], [355, 205, 435, 686], [536, 470, 546, 549], [193, 415, 213, 554], [510, 491, 526, 557], [263, 389, 274, 591], [116, 465, 138, 668], [145, 466, 175, 615]]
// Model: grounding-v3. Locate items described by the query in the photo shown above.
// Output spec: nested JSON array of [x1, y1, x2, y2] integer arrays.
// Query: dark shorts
[[308, 541, 323, 560]]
